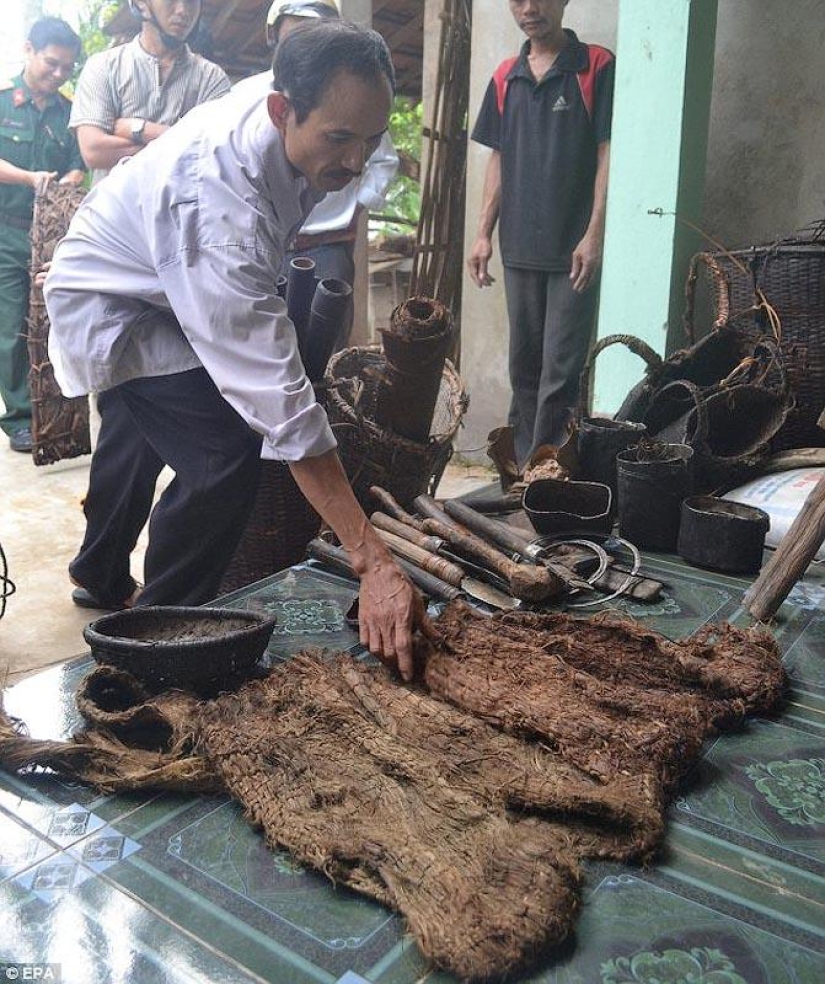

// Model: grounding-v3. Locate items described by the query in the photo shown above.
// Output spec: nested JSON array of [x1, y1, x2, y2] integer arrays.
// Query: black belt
[[0, 212, 32, 231]]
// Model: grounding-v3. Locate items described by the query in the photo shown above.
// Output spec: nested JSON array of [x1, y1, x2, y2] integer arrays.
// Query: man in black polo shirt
[[468, 0, 614, 464]]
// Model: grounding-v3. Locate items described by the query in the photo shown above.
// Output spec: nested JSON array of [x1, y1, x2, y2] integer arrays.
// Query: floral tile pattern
[[538, 874, 825, 984], [674, 719, 825, 865]]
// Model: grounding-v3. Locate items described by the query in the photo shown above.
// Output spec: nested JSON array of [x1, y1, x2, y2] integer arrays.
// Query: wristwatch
[[130, 118, 147, 146]]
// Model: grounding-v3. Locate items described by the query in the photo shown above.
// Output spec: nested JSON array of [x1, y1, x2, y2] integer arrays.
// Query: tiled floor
[[1, 553, 824, 983]]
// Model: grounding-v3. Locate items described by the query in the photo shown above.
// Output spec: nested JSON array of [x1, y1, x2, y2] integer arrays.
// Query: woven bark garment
[[198, 653, 591, 980], [0, 652, 664, 981], [0, 665, 216, 795], [26, 182, 91, 465], [423, 602, 786, 791], [70, 657, 664, 866]]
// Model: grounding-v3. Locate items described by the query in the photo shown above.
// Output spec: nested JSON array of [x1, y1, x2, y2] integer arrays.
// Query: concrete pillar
[[458, 7, 522, 459], [593, 0, 718, 414], [422, 0, 442, 121], [340, 0, 372, 344]]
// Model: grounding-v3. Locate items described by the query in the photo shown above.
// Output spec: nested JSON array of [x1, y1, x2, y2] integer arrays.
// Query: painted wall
[[458, 0, 825, 461], [705, 0, 825, 248]]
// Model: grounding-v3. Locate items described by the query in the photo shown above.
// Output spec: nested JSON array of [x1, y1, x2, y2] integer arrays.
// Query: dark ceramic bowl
[[83, 606, 277, 694]]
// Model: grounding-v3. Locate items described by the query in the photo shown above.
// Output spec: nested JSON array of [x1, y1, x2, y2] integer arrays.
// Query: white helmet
[[128, 1, 202, 47], [265, 0, 340, 47]]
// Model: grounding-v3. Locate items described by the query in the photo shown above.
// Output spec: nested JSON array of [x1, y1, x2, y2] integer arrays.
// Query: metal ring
[[533, 532, 643, 609], [532, 537, 611, 602]]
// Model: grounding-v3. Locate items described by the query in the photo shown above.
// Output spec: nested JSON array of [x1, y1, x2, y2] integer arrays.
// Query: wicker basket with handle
[[684, 238, 825, 450], [325, 346, 468, 511]]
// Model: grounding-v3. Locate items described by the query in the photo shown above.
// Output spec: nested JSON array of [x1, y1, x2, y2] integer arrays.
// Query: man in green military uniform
[[0, 17, 85, 453]]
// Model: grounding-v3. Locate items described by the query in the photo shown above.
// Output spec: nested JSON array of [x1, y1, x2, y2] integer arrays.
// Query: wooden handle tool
[[369, 486, 425, 530], [413, 493, 564, 602], [374, 528, 466, 586], [441, 498, 593, 593], [306, 537, 461, 603], [442, 498, 532, 558], [370, 511, 445, 554], [371, 530, 521, 610], [414, 515, 564, 602]]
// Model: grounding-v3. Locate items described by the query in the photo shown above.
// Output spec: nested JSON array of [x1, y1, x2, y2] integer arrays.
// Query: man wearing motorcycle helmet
[[265, 0, 342, 48], [70, 0, 230, 183]]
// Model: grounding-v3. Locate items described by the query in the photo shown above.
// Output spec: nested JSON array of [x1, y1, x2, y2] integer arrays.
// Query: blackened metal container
[[677, 495, 769, 575], [523, 477, 613, 536], [617, 443, 694, 551]]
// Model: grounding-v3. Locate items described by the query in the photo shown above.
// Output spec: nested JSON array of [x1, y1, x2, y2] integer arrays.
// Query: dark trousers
[[503, 266, 599, 465], [0, 223, 32, 436], [70, 368, 262, 607], [283, 241, 355, 349]]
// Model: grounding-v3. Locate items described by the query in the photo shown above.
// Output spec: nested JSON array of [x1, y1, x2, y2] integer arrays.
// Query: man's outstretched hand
[[357, 560, 434, 681]]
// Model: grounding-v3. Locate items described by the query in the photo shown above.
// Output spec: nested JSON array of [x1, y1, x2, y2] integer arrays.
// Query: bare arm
[[570, 140, 611, 293], [76, 121, 169, 171], [467, 149, 501, 288], [289, 449, 429, 681], [0, 157, 56, 194]]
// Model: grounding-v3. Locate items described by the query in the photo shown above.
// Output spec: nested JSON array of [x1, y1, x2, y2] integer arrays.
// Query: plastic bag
[[722, 468, 825, 560]]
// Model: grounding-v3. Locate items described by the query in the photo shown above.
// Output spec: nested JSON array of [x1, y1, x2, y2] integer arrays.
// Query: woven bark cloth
[[422, 602, 786, 792], [26, 182, 91, 465], [0, 607, 785, 982]]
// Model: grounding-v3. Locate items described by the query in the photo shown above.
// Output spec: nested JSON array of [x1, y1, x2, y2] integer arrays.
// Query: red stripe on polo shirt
[[493, 56, 519, 115], [576, 45, 613, 121]]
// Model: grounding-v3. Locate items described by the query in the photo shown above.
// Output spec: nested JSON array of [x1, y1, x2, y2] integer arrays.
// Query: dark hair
[[28, 17, 82, 56], [272, 20, 395, 123]]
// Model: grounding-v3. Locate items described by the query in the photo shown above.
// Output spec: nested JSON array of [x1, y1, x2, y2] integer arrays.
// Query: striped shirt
[[70, 37, 230, 184]]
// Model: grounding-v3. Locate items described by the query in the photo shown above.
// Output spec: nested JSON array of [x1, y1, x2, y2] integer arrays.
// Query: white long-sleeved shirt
[[230, 72, 399, 235], [45, 87, 335, 463]]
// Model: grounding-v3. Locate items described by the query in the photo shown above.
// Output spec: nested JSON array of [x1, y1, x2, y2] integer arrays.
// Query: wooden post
[[743, 406, 825, 621]]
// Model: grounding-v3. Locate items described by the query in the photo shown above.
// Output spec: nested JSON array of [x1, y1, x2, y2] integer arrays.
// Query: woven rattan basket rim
[[84, 606, 276, 651], [325, 346, 467, 449]]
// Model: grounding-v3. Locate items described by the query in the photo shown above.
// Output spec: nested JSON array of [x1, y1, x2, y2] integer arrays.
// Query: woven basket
[[325, 346, 468, 510], [685, 241, 825, 449], [584, 332, 790, 491], [219, 461, 322, 595], [83, 606, 277, 694]]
